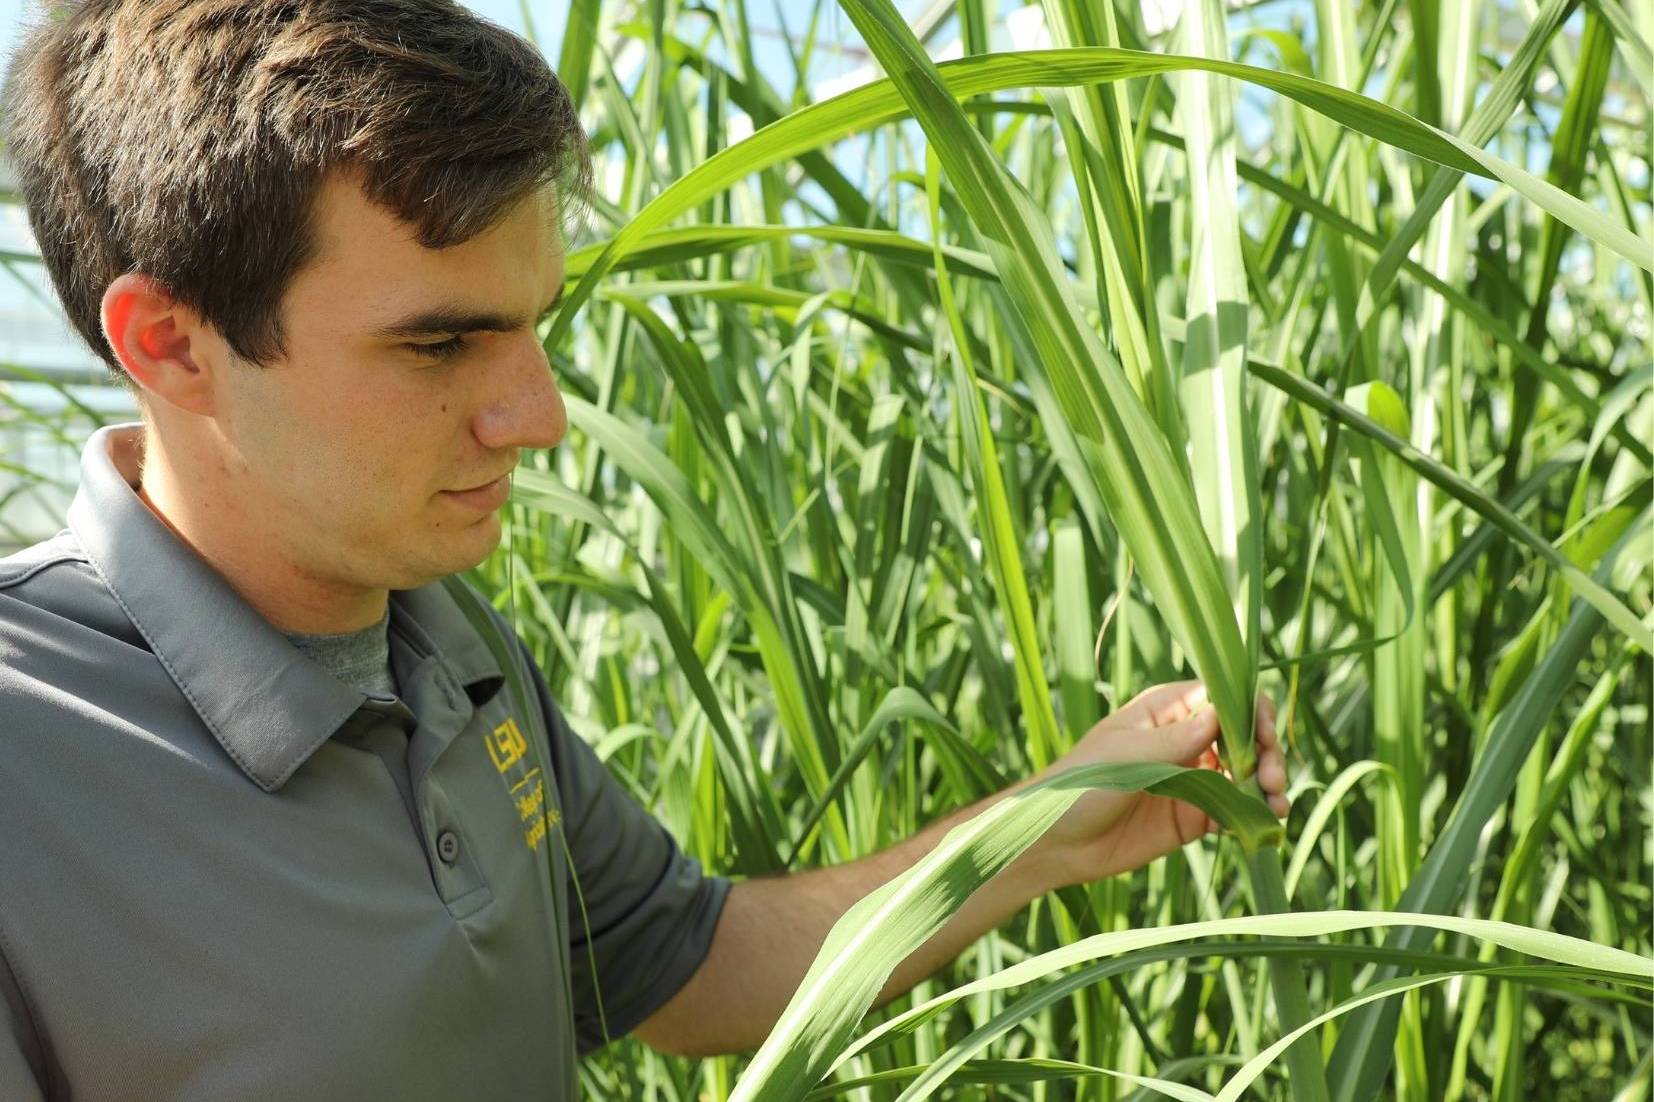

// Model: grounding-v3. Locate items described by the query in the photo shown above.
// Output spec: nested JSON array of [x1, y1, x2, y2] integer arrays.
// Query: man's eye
[[409, 335, 468, 360]]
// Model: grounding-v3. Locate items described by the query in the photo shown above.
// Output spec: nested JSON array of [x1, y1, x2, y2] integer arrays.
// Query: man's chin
[[448, 512, 506, 571], [397, 514, 505, 588]]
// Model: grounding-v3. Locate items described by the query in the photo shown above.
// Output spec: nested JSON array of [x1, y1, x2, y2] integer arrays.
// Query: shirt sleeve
[[513, 634, 731, 1054]]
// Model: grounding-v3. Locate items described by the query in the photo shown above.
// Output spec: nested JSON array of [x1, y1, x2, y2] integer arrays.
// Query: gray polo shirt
[[0, 424, 729, 1100]]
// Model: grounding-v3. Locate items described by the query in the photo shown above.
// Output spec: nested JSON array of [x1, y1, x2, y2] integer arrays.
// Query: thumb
[[1151, 705, 1220, 764]]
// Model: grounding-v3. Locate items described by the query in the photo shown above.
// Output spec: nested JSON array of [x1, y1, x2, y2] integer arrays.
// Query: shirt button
[[436, 830, 462, 865]]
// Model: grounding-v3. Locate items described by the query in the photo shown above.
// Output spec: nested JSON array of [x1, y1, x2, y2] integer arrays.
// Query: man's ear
[[100, 273, 219, 416]]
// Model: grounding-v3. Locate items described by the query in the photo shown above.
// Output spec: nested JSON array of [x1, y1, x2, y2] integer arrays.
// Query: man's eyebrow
[[372, 285, 567, 339]]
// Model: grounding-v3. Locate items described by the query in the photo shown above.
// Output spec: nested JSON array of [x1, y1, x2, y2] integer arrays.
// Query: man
[[0, 1, 1290, 1098]]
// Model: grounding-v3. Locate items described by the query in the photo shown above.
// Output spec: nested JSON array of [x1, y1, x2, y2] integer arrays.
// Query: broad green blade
[[556, 0, 603, 106], [807, 1057, 1219, 1102], [729, 761, 1280, 1101], [836, 909, 1653, 1074], [1177, 0, 1262, 678], [897, 961, 1638, 1102]]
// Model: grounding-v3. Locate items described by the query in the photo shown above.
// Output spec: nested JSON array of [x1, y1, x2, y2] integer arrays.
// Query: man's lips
[[452, 470, 515, 493], [440, 472, 512, 511]]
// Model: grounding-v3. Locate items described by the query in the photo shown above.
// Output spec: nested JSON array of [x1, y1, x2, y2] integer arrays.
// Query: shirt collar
[[67, 423, 504, 792]]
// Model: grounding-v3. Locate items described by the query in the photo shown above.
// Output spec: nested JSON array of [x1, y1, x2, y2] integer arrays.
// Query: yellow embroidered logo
[[489, 717, 560, 852], [487, 717, 527, 773]]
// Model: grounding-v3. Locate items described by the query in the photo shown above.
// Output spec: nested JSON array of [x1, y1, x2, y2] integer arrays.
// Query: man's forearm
[[635, 782, 1068, 1058]]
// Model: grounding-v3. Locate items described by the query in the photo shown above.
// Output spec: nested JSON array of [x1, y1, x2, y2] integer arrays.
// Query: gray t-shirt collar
[[283, 607, 396, 700]]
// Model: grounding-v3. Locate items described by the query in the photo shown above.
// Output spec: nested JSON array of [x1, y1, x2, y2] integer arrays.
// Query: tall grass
[[4, 1, 1651, 1098]]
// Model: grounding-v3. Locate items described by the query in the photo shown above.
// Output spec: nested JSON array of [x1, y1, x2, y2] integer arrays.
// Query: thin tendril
[[505, 469, 614, 1065]]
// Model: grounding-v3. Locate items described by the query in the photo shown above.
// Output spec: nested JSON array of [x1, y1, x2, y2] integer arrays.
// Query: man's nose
[[472, 334, 567, 453]]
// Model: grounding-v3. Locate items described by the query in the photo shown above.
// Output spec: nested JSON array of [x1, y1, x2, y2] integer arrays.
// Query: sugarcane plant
[[511, 0, 1653, 1096]]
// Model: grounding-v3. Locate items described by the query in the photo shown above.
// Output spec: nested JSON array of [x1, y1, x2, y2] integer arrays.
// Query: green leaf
[[730, 762, 1280, 1101]]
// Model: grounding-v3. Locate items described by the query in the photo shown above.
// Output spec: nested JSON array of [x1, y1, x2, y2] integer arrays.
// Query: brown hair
[[2, 0, 590, 382]]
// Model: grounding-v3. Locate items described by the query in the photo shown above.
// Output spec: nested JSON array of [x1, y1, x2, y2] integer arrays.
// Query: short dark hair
[[2, 0, 590, 382]]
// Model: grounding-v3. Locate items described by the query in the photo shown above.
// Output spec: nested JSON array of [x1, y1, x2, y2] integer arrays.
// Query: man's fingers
[[1255, 693, 1279, 749], [1121, 680, 1208, 728], [1257, 747, 1286, 795], [1166, 706, 1220, 759], [1258, 747, 1290, 817]]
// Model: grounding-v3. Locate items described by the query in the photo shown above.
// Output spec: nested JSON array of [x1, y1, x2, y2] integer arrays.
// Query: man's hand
[[1029, 680, 1290, 887]]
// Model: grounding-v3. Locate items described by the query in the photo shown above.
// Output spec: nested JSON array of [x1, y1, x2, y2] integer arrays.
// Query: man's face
[[213, 173, 568, 592]]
